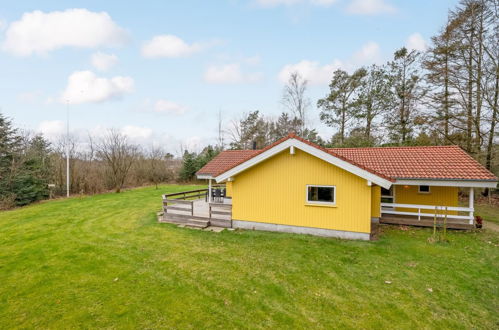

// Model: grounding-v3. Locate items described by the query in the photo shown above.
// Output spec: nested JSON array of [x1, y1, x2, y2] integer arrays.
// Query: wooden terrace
[[158, 189, 232, 229]]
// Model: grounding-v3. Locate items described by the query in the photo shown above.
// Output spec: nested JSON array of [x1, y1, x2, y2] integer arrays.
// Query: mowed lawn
[[0, 185, 498, 329]]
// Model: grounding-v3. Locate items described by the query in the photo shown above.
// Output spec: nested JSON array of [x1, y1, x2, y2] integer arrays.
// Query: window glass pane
[[307, 186, 334, 203], [419, 185, 430, 192]]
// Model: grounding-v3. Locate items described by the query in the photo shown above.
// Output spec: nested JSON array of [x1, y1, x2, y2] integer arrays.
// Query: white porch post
[[469, 187, 474, 225], [208, 179, 212, 203]]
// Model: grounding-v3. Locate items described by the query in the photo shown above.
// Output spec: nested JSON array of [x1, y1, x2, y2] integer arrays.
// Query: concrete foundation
[[232, 220, 370, 240]]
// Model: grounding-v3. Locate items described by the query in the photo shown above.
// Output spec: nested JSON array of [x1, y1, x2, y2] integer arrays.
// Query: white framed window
[[418, 185, 430, 194], [306, 185, 336, 205]]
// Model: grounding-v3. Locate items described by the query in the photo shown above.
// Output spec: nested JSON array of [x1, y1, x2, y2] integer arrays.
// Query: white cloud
[[91, 52, 118, 71], [278, 59, 342, 85], [153, 99, 188, 115], [350, 41, 382, 66], [37, 120, 65, 139], [141, 35, 206, 58], [2, 9, 127, 56], [0, 19, 6, 30], [204, 63, 263, 84], [406, 33, 427, 51], [278, 41, 381, 85], [59, 70, 134, 104], [346, 0, 396, 15], [256, 0, 337, 7], [121, 125, 153, 140]]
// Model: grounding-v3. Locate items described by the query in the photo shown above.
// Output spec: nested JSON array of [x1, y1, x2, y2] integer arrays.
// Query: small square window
[[307, 185, 335, 205], [418, 185, 430, 193]]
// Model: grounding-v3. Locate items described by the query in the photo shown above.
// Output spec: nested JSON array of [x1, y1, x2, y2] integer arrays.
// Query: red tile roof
[[197, 150, 259, 176], [328, 145, 497, 181], [196, 134, 498, 182]]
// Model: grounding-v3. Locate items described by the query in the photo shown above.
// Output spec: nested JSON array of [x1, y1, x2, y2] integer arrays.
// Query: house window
[[306, 185, 336, 205], [418, 185, 430, 193]]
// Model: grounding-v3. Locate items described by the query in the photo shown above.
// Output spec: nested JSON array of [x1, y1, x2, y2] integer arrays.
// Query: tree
[[355, 65, 395, 143], [318, 69, 364, 145], [270, 112, 302, 140], [386, 47, 425, 144], [147, 146, 173, 189], [179, 146, 220, 182], [96, 129, 139, 193], [423, 21, 460, 144], [282, 72, 310, 134], [0, 113, 53, 208], [228, 111, 271, 149], [481, 0, 499, 173]]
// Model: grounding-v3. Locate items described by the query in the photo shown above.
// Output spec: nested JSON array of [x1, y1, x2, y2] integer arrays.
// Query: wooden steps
[[159, 212, 210, 229]]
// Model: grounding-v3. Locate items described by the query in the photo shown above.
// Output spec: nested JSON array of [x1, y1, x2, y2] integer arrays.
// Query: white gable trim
[[395, 179, 498, 188], [214, 138, 393, 189], [196, 174, 214, 179]]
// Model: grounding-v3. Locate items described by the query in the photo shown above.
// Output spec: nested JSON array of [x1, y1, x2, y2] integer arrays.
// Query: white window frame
[[418, 185, 431, 194], [306, 185, 336, 206]]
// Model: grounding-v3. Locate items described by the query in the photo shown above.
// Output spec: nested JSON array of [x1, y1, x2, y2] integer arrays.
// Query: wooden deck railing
[[381, 203, 474, 224], [209, 202, 232, 219], [162, 189, 208, 216]]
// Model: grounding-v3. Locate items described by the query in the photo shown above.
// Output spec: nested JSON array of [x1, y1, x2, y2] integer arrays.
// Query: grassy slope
[[0, 185, 497, 329]]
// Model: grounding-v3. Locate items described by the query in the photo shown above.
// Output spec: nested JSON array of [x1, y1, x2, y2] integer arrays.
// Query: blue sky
[[0, 0, 458, 154]]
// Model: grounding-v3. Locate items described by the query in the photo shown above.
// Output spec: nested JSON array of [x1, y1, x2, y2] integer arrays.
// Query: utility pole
[[66, 100, 70, 197]]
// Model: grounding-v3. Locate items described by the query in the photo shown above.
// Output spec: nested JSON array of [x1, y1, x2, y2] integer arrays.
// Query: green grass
[[475, 202, 499, 224], [0, 185, 498, 329]]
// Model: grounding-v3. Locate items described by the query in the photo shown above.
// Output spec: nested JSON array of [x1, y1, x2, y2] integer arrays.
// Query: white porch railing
[[381, 203, 474, 225]]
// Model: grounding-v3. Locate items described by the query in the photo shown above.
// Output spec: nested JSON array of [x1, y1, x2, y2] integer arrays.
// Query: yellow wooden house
[[192, 134, 498, 240]]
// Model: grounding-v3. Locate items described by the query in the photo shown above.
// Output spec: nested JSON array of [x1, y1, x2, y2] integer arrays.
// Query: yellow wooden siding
[[371, 185, 381, 218], [225, 182, 232, 197], [394, 185, 458, 214], [231, 149, 372, 233]]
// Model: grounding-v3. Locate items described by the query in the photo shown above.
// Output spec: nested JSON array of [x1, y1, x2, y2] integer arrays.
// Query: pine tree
[[318, 69, 364, 145]]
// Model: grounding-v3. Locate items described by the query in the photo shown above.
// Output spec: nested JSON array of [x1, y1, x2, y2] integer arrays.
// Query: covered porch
[[378, 185, 477, 230]]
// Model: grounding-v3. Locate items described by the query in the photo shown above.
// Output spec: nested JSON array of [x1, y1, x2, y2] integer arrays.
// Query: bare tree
[[147, 145, 172, 189], [282, 72, 310, 134], [96, 129, 139, 193]]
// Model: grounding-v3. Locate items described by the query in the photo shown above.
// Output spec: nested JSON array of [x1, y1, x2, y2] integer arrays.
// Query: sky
[[0, 0, 459, 155]]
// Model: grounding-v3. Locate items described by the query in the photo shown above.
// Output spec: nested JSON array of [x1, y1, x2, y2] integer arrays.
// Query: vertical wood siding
[[231, 149, 372, 233], [225, 182, 232, 197], [394, 185, 459, 214], [371, 185, 381, 218]]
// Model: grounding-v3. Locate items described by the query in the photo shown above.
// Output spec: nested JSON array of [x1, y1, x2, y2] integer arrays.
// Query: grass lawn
[[0, 185, 498, 329], [475, 202, 499, 224]]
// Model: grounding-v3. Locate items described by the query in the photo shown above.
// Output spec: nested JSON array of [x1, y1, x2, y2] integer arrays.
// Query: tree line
[[0, 114, 180, 209]]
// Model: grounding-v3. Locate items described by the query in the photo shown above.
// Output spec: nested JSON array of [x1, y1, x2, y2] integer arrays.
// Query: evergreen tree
[[386, 47, 425, 144], [318, 69, 364, 145]]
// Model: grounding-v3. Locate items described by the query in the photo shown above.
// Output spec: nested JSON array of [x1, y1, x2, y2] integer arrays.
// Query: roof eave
[[196, 173, 214, 179], [394, 178, 498, 188]]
